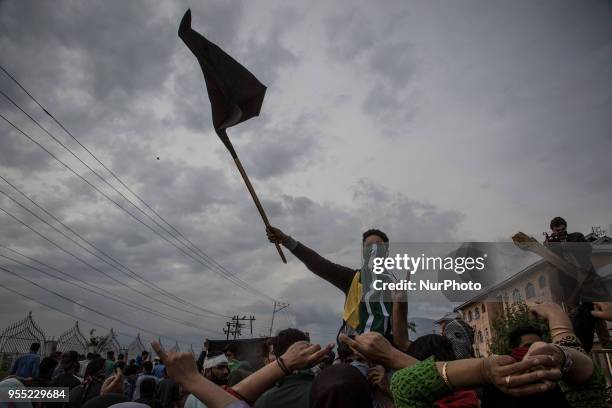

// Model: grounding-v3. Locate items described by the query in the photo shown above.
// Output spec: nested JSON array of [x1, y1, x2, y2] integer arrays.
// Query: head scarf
[[443, 319, 475, 359]]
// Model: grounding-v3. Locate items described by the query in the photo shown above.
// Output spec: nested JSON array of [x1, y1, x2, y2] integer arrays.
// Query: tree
[[488, 301, 549, 355]]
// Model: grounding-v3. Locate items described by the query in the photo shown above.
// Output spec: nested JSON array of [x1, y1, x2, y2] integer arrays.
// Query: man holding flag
[[267, 226, 408, 348]]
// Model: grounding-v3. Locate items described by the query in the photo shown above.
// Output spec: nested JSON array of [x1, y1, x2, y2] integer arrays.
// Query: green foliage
[[488, 302, 550, 355]]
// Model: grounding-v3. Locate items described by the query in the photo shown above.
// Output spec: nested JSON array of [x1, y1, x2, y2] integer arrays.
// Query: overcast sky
[[0, 0, 611, 351]]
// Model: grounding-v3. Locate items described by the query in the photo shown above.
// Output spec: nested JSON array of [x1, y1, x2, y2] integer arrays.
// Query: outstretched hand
[[530, 302, 565, 321], [512, 232, 538, 250], [266, 226, 288, 245], [592, 302, 612, 321], [482, 353, 561, 397], [339, 332, 401, 368], [100, 367, 123, 395], [281, 341, 334, 371], [151, 341, 200, 391]]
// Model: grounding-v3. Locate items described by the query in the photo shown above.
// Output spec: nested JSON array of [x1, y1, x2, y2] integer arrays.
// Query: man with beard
[[183, 354, 230, 408]]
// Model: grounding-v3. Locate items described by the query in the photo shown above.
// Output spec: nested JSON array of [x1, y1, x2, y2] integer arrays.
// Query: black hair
[[118, 353, 124, 360], [143, 360, 153, 373], [115, 361, 126, 371], [38, 357, 59, 379], [273, 328, 308, 357], [106, 350, 115, 359], [30, 342, 41, 352], [261, 338, 273, 359], [407, 334, 456, 362], [139, 377, 157, 398], [336, 341, 353, 361], [509, 325, 543, 348], [60, 350, 80, 371], [123, 364, 138, 376], [550, 217, 567, 229], [362, 229, 389, 244], [141, 350, 149, 356], [224, 342, 239, 355], [85, 357, 106, 377], [86, 352, 94, 360]]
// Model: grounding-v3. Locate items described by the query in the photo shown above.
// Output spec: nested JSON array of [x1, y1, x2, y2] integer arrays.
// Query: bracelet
[[441, 362, 453, 390], [550, 326, 573, 332], [554, 345, 574, 374], [276, 357, 292, 375], [551, 329, 574, 338], [554, 335, 586, 354]]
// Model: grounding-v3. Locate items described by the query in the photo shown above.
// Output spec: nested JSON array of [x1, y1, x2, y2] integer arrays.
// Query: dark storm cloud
[[0, 1, 170, 131]]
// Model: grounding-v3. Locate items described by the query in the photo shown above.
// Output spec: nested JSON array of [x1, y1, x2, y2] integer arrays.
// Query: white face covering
[[362, 242, 389, 270]]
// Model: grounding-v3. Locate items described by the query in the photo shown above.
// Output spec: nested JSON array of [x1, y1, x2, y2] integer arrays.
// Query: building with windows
[[454, 233, 612, 357]]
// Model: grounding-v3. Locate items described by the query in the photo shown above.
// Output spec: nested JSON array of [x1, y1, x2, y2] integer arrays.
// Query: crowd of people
[[2, 220, 612, 407], [3, 348, 181, 408]]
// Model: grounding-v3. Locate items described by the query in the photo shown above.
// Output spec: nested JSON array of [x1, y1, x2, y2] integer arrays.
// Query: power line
[[0, 249, 223, 335], [0, 283, 192, 350], [0, 87, 255, 301], [0, 202, 228, 320], [0, 180, 229, 319], [0, 264, 192, 346], [0, 112, 265, 306], [0, 68, 276, 303]]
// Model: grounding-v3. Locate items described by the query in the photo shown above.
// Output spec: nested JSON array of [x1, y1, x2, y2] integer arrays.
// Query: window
[[474, 308, 481, 320], [485, 328, 489, 339], [512, 289, 522, 303], [496, 294, 503, 305], [539, 275, 546, 289], [478, 330, 483, 343], [468, 311, 473, 322], [482, 304, 486, 313], [526, 282, 535, 299]]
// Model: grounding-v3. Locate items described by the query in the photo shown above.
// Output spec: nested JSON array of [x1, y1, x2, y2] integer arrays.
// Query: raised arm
[[267, 226, 356, 294], [531, 302, 579, 345], [591, 302, 612, 321], [231, 341, 333, 403], [340, 332, 562, 405], [391, 292, 410, 352], [151, 342, 238, 408]]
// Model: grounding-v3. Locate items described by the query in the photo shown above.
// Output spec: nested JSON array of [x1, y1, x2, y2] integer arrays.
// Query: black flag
[[178, 9, 266, 158]]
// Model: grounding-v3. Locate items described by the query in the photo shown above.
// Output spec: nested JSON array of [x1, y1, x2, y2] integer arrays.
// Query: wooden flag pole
[[233, 156, 287, 263]]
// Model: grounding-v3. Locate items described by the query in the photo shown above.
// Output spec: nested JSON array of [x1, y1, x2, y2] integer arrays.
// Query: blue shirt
[[10, 352, 40, 379], [152, 363, 165, 379]]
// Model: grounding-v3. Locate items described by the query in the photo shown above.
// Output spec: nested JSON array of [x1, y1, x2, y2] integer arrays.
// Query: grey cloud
[[324, 5, 418, 128], [352, 180, 466, 242], [1, 0, 610, 349], [0, 128, 53, 173], [236, 114, 320, 180], [241, 7, 299, 87]]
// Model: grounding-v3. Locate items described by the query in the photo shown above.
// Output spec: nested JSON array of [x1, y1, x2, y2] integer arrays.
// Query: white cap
[[203, 354, 229, 369]]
